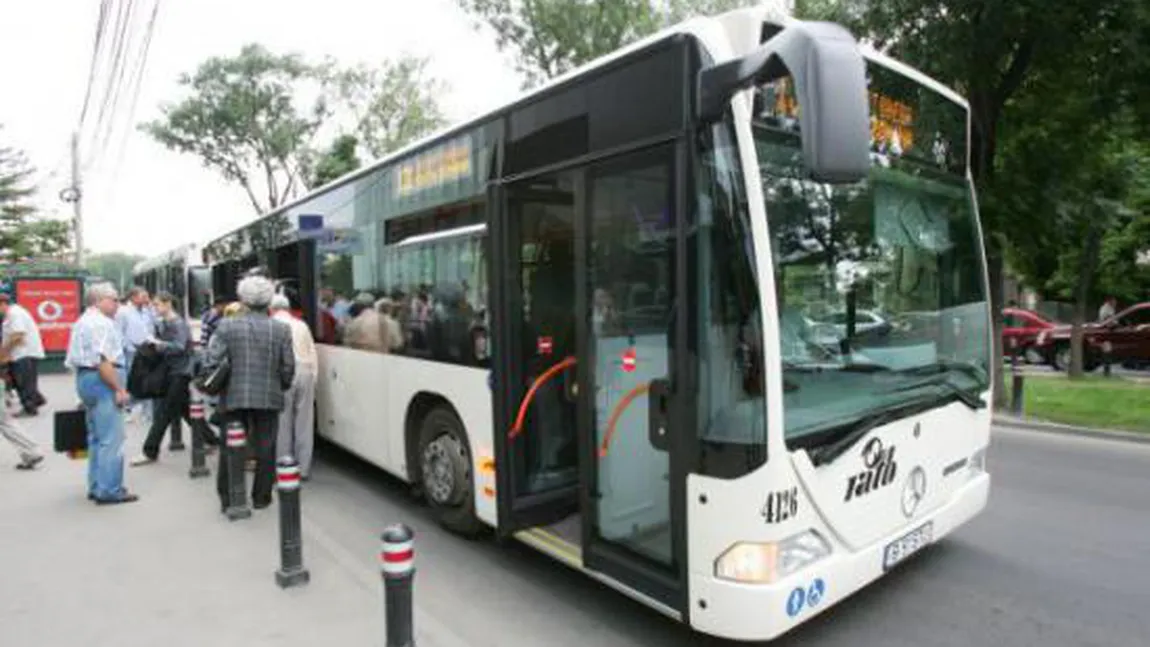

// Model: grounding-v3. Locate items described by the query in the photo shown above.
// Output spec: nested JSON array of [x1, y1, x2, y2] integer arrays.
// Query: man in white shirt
[[115, 287, 155, 424], [0, 294, 47, 416], [1098, 296, 1118, 322], [270, 294, 319, 479]]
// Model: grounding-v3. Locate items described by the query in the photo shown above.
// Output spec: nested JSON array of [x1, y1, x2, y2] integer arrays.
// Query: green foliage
[[146, 46, 448, 205], [305, 134, 362, 188], [84, 251, 145, 293], [455, 0, 755, 88], [142, 44, 328, 214], [320, 56, 448, 161], [0, 128, 72, 263]]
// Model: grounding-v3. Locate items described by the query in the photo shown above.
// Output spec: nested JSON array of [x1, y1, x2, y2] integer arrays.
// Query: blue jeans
[[76, 371, 126, 499]]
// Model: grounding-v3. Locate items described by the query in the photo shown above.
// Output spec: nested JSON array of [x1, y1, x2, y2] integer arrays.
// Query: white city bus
[[202, 5, 991, 641], [132, 243, 212, 341]]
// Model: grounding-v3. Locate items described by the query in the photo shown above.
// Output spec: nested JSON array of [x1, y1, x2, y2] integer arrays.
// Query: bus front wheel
[[418, 407, 483, 537]]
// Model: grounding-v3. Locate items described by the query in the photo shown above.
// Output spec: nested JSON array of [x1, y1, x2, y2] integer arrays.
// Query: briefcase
[[53, 408, 88, 453]]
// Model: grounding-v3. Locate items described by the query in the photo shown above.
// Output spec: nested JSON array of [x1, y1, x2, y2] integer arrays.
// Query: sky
[[0, 0, 522, 258]]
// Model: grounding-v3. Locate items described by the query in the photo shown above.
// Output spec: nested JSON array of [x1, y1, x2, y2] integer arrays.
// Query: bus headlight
[[714, 530, 831, 584]]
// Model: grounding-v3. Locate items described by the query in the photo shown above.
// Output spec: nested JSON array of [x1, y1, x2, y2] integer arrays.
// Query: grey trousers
[[0, 385, 41, 463], [277, 370, 316, 477]]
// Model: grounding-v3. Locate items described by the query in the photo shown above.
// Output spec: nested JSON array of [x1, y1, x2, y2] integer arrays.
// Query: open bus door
[[492, 143, 690, 615]]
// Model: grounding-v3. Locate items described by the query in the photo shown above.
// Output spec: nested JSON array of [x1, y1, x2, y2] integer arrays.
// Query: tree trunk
[[1069, 216, 1103, 378]]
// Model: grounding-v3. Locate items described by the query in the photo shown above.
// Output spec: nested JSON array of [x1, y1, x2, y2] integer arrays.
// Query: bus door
[[494, 170, 583, 529], [494, 144, 687, 613], [579, 145, 685, 610]]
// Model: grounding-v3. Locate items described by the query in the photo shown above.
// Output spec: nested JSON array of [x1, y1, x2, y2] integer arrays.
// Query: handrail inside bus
[[508, 356, 577, 441], [599, 381, 651, 458]]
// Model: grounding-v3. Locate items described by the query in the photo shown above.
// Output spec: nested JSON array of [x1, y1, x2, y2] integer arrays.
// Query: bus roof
[[201, 2, 971, 252], [132, 242, 202, 275]]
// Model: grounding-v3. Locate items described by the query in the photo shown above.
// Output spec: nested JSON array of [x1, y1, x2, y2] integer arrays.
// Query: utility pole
[[71, 131, 84, 267], [59, 131, 84, 268]]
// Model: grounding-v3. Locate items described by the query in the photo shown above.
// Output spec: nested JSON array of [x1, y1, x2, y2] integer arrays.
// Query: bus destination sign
[[396, 137, 472, 198]]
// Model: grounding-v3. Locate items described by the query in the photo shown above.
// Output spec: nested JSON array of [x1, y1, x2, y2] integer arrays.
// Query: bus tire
[[417, 407, 483, 537]]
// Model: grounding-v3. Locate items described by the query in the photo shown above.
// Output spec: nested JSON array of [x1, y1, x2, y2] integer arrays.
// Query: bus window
[[693, 119, 767, 479], [315, 208, 489, 366]]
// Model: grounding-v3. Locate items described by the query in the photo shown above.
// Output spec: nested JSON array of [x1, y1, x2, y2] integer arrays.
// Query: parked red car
[[1003, 307, 1054, 362], [1033, 302, 1150, 371]]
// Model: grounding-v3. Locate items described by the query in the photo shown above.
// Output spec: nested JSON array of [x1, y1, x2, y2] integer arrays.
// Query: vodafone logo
[[37, 300, 63, 322]]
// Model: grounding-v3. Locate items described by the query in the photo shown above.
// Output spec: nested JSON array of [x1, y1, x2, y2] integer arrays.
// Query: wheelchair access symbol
[[785, 577, 826, 618]]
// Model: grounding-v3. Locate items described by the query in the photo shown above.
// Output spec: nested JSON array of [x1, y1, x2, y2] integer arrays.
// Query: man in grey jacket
[[204, 275, 294, 511], [131, 292, 219, 466]]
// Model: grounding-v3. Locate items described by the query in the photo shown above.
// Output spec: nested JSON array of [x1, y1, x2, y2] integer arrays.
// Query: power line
[[77, 0, 113, 132], [96, 0, 144, 158], [85, 0, 136, 168], [105, 0, 161, 189]]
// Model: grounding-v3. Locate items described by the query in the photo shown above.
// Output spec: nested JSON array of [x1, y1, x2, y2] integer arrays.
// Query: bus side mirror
[[696, 19, 870, 183]]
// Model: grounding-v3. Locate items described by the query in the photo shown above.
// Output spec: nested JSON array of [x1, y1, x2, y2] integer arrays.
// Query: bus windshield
[[755, 61, 990, 447]]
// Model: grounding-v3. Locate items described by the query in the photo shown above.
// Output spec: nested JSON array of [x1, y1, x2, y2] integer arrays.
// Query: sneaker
[[130, 454, 157, 467], [15, 455, 44, 470], [95, 492, 140, 505]]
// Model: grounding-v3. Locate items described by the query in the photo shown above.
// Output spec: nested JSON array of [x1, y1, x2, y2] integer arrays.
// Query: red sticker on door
[[621, 348, 637, 372], [537, 336, 553, 355]]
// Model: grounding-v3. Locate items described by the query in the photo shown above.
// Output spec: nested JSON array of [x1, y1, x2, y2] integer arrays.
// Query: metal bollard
[[275, 456, 310, 588], [187, 387, 210, 479], [224, 422, 252, 521], [1010, 366, 1025, 416], [380, 524, 416, 647]]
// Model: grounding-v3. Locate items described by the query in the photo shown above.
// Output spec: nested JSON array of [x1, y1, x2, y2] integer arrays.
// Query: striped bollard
[[381, 524, 416, 647], [187, 387, 210, 478], [275, 456, 310, 588], [224, 421, 251, 521]]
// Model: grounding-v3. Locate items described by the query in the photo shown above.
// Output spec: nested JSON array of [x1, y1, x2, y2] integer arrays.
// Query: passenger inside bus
[[521, 217, 578, 494]]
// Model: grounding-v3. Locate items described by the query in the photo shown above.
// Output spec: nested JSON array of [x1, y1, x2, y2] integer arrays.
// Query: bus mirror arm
[[696, 19, 870, 183]]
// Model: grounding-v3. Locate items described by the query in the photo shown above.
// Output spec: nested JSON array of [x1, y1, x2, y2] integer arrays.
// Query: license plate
[[882, 522, 933, 571]]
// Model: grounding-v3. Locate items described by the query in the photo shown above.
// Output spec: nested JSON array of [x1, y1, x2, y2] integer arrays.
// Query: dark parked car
[[1033, 302, 1150, 371]]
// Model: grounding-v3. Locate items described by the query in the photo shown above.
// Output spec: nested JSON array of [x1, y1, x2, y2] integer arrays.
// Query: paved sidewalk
[[0, 375, 385, 647]]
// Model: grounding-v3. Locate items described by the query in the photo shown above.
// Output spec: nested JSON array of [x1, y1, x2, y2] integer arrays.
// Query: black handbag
[[53, 408, 88, 453], [195, 355, 230, 396]]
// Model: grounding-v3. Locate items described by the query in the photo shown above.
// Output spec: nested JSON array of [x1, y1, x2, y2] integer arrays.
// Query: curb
[[992, 415, 1150, 445]]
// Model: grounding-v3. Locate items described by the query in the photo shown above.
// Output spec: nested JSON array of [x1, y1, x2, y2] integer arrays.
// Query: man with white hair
[[202, 275, 295, 511], [65, 282, 137, 504], [270, 293, 318, 479]]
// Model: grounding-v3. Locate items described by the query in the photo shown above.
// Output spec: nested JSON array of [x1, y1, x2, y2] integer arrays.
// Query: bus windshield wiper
[[807, 388, 974, 466], [807, 407, 907, 466], [888, 375, 986, 410]]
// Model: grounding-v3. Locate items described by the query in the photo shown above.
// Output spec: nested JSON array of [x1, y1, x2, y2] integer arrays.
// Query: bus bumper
[[688, 472, 991, 642]]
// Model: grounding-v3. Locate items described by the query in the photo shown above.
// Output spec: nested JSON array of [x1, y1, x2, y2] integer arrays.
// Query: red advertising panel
[[15, 279, 82, 353]]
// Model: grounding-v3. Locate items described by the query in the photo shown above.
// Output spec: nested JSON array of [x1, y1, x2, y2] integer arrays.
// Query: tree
[[143, 44, 328, 215], [455, 0, 755, 88], [84, 252, 145, 292], [0, 129, 71, 263], [320, 56, 448, 160], [303, 134, 363, 188], [834, 0, 1149, 398]]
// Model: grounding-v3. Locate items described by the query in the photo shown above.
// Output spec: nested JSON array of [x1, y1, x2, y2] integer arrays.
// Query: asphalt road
[[304, 426, 1150, 647]]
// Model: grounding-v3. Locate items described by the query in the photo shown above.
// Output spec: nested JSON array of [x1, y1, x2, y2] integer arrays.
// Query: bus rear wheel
[[418, 407, 483, 537]]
